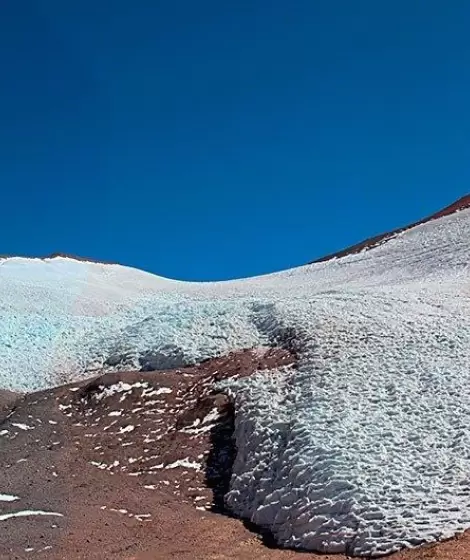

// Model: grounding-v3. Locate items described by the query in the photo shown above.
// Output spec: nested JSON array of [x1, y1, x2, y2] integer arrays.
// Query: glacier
[[2, 206, 470, 554]]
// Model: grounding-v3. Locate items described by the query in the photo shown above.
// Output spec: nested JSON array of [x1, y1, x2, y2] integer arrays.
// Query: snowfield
[[2, 207, 470, 555]]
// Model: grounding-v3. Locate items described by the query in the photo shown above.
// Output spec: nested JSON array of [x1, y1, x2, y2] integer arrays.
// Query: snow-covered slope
[[2, 203, 470, 555]]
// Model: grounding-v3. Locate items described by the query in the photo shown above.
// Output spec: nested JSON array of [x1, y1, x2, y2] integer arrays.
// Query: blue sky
[[1, 1, 469, 280]]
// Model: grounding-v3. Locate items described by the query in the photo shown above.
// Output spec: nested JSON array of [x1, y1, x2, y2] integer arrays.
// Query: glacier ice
[[2, 208, 470, 554]]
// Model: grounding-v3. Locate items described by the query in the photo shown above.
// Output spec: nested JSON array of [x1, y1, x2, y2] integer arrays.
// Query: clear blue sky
[[1, 1, 469, 280]]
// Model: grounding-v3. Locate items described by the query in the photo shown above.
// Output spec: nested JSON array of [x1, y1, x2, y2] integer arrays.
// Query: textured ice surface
[[3, 209, 470, 554]]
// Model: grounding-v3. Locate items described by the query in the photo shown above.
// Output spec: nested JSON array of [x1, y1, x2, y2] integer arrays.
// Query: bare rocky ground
[[0, 390, 21, 413], [1, 348, 470, 560]]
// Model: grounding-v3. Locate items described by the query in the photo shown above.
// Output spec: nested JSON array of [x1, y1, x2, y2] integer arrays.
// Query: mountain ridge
[[312, 194, 470, 263], [2, 194, 469, 276]]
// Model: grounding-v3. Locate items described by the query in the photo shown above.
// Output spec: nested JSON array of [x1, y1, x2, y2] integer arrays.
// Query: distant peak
[[312, 194, 470, 264], [45, 253, 118, 265], [0, 253, 118, 265]]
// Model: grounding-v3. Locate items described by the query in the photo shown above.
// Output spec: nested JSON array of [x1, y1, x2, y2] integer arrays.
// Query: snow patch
[[0, 510, 63, 521], [0, 494, 19, 502], [165, 458, 201, 471], [11, 423, 34, 431], [119, 425, 135, 434]]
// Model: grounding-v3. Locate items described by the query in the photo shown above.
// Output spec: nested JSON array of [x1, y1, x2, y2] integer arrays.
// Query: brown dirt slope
[[0, 390, 21, 419]]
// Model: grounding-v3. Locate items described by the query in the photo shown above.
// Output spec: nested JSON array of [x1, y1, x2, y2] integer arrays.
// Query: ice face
[[3, 208, 470, 554]]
